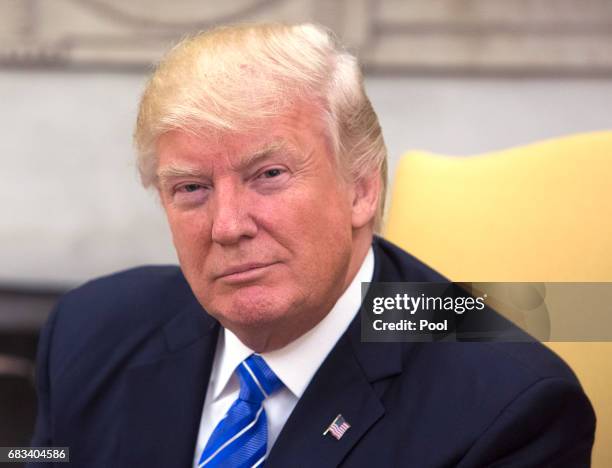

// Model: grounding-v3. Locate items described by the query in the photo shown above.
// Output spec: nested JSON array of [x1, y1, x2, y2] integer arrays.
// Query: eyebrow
[[156, 140, 293, 185], [156, 165, 208, 187], [157, 165, 203, 178], [232, 141, 292, 171]]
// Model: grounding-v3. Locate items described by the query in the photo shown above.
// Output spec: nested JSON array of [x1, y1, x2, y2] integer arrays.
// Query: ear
[[351, 172, 381, 229]]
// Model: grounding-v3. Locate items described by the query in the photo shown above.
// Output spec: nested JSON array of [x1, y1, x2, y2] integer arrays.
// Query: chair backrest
[[384, 131, 612, 467]]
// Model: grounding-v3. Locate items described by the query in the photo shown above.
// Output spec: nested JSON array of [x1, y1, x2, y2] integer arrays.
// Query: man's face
[[156, 103, 359, 348]]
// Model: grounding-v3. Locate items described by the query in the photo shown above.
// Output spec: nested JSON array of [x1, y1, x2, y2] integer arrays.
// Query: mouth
[[216, 262, 279, 283]]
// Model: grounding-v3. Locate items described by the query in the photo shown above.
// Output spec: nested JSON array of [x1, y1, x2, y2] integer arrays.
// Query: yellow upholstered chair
[[384, 131, 612, 467]]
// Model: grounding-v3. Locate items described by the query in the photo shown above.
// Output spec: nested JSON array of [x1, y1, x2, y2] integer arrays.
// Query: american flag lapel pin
[[323, 414, 351, 440]]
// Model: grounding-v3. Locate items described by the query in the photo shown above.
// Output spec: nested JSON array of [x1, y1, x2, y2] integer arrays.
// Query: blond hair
[[135, 22, 387, 230]]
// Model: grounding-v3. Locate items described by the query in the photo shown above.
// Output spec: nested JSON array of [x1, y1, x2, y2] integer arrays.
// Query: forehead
[[156, 101, 331, 168]]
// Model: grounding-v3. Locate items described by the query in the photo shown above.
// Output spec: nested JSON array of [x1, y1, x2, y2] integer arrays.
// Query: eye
[[170, 182, 210, 207], [258, 168, 284, 179], [174, 183, 207, 194], [179, 183, 203, 193]]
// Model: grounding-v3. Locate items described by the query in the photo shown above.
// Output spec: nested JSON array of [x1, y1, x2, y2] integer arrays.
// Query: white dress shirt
[[192, 247, 374, 467]]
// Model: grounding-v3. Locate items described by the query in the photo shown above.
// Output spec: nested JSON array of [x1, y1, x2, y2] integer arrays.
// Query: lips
[[216, 262, 277, 281]]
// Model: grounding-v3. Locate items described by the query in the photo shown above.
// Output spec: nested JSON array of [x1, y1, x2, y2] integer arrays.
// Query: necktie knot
[[236, 354, 283, 404]]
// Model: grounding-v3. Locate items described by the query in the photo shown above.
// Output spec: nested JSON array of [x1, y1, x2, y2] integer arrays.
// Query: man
[[30, 23, 594, 467]]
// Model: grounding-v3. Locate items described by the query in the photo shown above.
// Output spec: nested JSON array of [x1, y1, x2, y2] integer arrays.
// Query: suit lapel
[[266, 319, 408, 468], [118, 296, 219, 468], [265, 330, 388, 468]]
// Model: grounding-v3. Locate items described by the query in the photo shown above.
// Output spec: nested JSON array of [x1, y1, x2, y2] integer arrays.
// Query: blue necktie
[[198, 354, 283, 468]]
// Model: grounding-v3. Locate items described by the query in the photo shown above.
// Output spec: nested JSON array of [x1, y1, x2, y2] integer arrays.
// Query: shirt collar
[[210, 247, 375, 400]]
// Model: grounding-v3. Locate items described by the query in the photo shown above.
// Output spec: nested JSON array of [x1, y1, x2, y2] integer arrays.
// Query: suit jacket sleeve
[[458, 376, 596, 467], [29, 301, 61, 448]]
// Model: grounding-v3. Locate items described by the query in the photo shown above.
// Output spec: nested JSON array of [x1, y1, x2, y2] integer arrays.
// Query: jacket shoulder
[[59, 265, 187, 325], [373, 236, 448, 282], [45, 265, 192, 382], [373, 236, 590, 416]]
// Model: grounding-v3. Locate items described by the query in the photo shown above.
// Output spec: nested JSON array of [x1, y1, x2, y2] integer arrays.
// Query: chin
[[207, 285, 297, 328]]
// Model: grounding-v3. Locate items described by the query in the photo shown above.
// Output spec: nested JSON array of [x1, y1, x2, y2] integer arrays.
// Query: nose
[[211, 182, 258, 245]]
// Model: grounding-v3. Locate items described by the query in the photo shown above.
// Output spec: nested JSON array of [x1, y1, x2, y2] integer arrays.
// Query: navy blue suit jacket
[[30, 237, 595, 467]]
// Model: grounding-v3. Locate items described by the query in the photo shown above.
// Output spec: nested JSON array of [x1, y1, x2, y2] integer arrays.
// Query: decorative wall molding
[[1, 0, 611, 75]]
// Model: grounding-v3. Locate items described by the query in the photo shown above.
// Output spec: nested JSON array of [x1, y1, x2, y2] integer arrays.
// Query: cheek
[[166, 209, 210, 259], [271, 185, 353, 258], [308, 185, 353, 235], [272, 178, 352, 228]]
